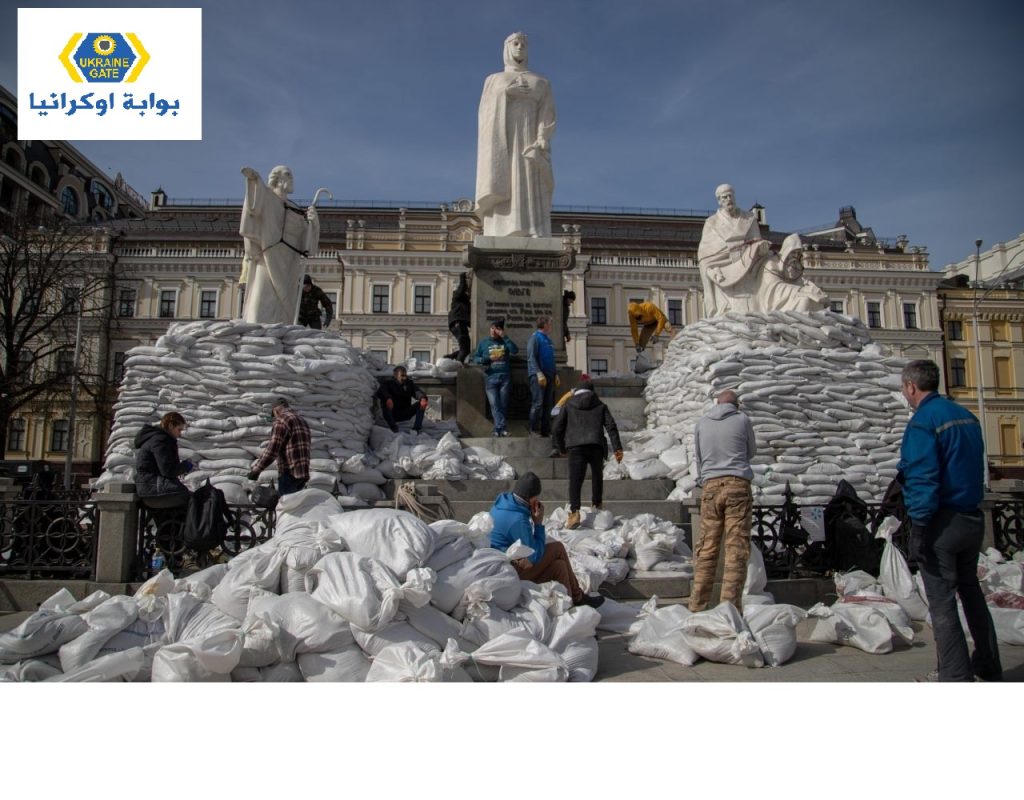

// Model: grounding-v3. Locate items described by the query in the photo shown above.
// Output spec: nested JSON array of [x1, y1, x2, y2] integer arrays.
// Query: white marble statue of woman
[[239, 165, 320, 324], [475, 32, 556, 238]]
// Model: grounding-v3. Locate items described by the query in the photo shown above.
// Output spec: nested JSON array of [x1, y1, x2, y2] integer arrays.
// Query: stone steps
[[390, 477, 675, 501]]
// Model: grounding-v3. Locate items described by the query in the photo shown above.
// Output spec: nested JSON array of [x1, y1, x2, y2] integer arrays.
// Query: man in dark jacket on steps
[[377, 365, 428, 433], [552, 377, 623, 531]]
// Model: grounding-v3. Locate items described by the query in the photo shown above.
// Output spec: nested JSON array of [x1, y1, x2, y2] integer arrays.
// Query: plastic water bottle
[[150, 549, 165, 576]]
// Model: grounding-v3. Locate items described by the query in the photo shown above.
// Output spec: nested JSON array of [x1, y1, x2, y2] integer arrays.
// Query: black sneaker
[[576, 594, 605, 609]]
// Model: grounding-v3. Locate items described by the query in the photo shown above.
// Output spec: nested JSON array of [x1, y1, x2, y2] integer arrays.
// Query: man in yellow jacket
[[628, 301, 672, 352]]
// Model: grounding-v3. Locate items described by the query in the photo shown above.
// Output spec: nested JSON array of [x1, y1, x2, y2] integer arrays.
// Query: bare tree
[[0, 210, 119, 456]]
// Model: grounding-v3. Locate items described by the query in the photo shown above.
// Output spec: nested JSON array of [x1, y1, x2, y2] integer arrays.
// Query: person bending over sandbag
[[489, 472, 604, 608]]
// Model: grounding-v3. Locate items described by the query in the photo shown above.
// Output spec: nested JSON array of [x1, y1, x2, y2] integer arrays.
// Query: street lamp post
[[63, 300, 84, 491], [970, 238, 989, 490]]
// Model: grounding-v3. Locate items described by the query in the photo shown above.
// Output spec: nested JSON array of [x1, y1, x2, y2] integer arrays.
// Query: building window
[[590, 358, 609, 376], [947, 320, 963, 341], [411, 349, 431, 364], [369, 348, 389, 362], [413, 285, 432, 314], [60, 186, 79, 217], [159, 290, 177, 318], [50, 420, 69, 452], [91, 182, 114, 210], [949, 358, 966, 388], [55, 349, 74, 378], [667, 298, 683, 327], [903, 303, 918, 330], [590, 297, 607, 325], [112, 351, 126, 383], [118, 288, 136, 317], [372, 285, 390, 314], [200, 290, 218, 318], [7, 419, 26, 452], [63, 286, 81, 313], [16, 349, 34, 383], [324, 292, 338, 325], [866, 301, 882, 328], [995, 356, 1012, 390], [829, 300, 844, 314]]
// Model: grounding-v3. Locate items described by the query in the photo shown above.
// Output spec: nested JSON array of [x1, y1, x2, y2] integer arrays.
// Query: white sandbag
[[252, 593, 354, 661], [627, 599, 700, 666], [176, 563, 229, 597], [0, 605, 89, 664], [275, 521, 346, 594], [834, 569, 884, 598], [432, 548, 521, 614], [297, 646, 371, 682], [742, 546, 773, 605], [596, 597, 643, 633], [351, 620, 438, 657], [680, 602, 764, 668], [451, 631, 568, 681], [151, 629, 241, 682], [45, 647, 145, 683], [309, 551, 433, 632], [742, 603, 807, 666], [561, 638, 599, 682], [330, 508, 435, 578], [402, 601, 473, 650], [626, 458, 671, 481], [546, 606, 601, 653], [460, 601, 526, 646], [990, 607, 1024, 646], [58, 595, 140, 674], [877, 519, 929, 620], [633, 531, 677, 571], [807, 600, 912, 654], [365, 643, 453, 682], [347, 482, 385, 502], [0, 659, 64, 682], [210, 547, 286, 620], [259, 662, 305, 682], [424, 530, 475, 573], [592, 509, 617, 531]]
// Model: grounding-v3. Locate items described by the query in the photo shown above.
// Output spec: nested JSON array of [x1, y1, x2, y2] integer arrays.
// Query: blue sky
[[2, 0, 1022, 270]]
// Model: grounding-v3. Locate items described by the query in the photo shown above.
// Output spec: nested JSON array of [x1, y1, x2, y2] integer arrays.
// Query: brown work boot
[[566, 510, 581, 530]]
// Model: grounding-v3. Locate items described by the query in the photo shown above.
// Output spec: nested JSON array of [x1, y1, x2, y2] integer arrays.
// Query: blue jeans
[[529, 373, 555, 434], [278, 472, 308, 496], [912, 508, 1002, 681], [485, 372, 511, 433]]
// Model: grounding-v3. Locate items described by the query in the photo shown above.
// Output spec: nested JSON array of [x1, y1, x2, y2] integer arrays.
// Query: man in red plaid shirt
[[248, 398, 311, 495]]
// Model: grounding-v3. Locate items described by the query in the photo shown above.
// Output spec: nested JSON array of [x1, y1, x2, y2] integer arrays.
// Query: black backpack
[[183, 480, 233, 551]]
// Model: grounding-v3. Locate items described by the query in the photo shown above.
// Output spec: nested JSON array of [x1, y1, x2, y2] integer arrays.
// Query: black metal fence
[[992, 501, 1024, 558], [135, 502, 277, 581], [0, 490, 98, 580], [750, 491, 911, 580]]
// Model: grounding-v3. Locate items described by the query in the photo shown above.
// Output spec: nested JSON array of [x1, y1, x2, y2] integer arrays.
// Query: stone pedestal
[[94, 481, 140, 583], [465, 236, 574, 363]]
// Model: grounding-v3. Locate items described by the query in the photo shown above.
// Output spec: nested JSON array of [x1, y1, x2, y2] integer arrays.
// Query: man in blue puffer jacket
[[899, 359, 1001, 682], [489, 472, 603, 608]]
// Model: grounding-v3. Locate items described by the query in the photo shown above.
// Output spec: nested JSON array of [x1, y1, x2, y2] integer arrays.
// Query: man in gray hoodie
[[690, 390, 757, 612]]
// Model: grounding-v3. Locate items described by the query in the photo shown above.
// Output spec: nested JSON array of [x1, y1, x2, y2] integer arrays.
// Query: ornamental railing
[[135, 502, 277, 581], [0, 490, 99, 580], [991, 501, 1023, 558]]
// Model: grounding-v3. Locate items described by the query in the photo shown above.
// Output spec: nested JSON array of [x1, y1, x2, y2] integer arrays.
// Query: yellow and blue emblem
[[60, 32, 150, 83]]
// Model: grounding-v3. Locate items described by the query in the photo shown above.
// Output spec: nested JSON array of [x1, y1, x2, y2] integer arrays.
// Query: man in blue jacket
[[899, 359, 1001, 682], [526, 315, 557, 436], [471, 318, 518, 437], [489, 471, 603, 608]]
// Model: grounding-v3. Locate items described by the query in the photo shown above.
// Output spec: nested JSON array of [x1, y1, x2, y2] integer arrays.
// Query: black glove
[[635, 345, 643, 353], [247, 470, 260, 481], [909, 522, 928, 564]]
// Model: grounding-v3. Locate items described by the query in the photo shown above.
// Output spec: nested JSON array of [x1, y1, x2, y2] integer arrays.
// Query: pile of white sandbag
[[368, 428, 515, 484], [636, 310, 908, 505], [98, 321, 379, 498], [544, 508, 692, 591], [0, 494, 628, 682]]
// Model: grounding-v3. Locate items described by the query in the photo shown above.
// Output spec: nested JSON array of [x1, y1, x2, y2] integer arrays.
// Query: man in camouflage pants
[[689, 389, 757, 612]]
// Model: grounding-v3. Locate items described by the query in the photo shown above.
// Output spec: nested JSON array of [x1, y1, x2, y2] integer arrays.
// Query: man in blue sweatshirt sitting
[[489, 471, 603, 608]]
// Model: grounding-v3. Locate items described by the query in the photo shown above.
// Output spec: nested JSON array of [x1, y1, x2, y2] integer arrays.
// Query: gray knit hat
[[513, 471, 542, 500]]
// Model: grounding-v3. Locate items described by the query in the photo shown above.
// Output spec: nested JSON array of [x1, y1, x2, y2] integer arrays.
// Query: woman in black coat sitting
[[134, 411, 194, 509]]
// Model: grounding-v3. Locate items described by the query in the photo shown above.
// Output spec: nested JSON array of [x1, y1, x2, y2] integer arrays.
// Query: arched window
[[61, 186, 79, 217], [91, 181, 114, 210], [30, 165, 48, 188]]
